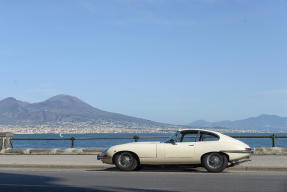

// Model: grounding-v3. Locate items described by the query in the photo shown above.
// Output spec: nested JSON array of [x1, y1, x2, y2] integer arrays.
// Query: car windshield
[[165, 131, 182, 143]]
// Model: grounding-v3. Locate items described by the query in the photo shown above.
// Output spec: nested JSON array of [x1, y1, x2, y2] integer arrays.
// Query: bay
[[12, 132, 287, 149]]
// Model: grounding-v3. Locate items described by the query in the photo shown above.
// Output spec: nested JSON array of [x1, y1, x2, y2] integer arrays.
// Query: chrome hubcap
[[118, 154, 132, 167], [207, 154, 222, 169]]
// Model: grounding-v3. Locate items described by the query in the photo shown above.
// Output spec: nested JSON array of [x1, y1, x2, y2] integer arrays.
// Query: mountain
[[0, 97, 30, 122], [0, 95, 165, 127], [188, 114, 287, 131]]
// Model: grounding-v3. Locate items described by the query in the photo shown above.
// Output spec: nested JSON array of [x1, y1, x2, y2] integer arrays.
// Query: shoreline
[[2, 129, 286, 134]]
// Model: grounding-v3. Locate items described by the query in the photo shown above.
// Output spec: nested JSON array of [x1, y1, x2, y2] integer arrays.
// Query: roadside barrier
[[11, 134, 287, 148]]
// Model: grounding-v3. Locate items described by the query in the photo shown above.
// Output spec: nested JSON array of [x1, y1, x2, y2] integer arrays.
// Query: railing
[[11, 134, 287, 148]]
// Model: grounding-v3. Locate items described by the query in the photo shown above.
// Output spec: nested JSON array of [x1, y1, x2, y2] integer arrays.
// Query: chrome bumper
[[97, 153, 111, 160], [97, 154, 103, 160], [97, 153, 113, 164]]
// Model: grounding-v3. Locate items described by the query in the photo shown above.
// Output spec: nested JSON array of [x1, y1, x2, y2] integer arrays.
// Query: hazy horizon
[[0, 0, 286, 124]]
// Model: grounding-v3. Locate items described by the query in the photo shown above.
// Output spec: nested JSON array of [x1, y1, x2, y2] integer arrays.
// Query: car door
[[162, 131, 198, 162]]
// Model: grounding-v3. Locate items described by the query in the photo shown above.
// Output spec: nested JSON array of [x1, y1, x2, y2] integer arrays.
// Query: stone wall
[[1, 147, 287, 155], [2, 148, 105, 155], [254, 147, 287, 155]]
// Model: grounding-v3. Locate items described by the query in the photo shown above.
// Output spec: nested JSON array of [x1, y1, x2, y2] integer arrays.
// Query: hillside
[[188, 114, 287, 132], [0, 95, 166, 127]]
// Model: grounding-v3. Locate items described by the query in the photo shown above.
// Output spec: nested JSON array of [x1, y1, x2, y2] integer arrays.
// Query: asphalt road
[[0, 167, 286, 192]]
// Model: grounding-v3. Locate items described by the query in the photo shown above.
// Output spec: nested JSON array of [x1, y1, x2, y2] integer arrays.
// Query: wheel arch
[[112, 151, 141, 164]]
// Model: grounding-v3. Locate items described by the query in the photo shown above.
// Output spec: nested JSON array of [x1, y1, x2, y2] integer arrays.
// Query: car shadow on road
[[88, 165, 207, 173], [0, 172, 174, 192]]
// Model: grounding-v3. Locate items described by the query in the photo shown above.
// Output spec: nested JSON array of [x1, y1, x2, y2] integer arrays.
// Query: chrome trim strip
[[220, 150, 254, 153]]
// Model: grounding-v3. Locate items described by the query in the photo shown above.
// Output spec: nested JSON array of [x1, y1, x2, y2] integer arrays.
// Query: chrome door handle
[[188, 145, 194, 146]]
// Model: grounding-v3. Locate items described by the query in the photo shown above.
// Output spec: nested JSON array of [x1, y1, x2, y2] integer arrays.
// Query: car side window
[[181, 132, 198, 142], [199, 132, 219, 141], [176, 133, 183, 142]]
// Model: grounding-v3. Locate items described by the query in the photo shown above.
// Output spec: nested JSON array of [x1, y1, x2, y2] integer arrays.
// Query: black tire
[[135, 164, 142, 171], [202, 153, 228, 173], [114, 152, 139, 171]]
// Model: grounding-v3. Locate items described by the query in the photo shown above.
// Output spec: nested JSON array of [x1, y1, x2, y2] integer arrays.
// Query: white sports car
[[97, 129, 253, 172]]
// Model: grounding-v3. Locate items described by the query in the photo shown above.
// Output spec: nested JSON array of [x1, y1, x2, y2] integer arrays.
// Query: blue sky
[[0, 0, 286, 124]]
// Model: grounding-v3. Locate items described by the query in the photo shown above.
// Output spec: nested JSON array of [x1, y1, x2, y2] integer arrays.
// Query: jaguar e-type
[[97, 129, 253, 172]]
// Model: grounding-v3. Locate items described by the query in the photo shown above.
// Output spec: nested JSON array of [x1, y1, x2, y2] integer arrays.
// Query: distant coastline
[[1, 95, 286, 133], [0, 124, 278, 134]]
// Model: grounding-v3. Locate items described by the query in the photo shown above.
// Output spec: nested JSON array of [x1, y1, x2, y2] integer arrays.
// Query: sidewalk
[[0, 155, 112, 169], [0, 155, 286, 171], [229, 155, 287, 171]]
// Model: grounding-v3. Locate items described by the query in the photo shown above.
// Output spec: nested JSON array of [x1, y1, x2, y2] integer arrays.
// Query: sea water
[[12, 133, 287, 148]]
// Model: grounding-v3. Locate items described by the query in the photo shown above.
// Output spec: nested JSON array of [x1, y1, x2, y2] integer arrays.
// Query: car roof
[[178, 129, 223, 136]]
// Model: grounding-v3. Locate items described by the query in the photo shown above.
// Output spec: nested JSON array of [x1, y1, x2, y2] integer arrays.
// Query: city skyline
[[0, 0, 286, 124]]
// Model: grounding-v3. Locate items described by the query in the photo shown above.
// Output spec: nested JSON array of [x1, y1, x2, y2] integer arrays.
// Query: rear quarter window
[[199, 132, 219, 141]]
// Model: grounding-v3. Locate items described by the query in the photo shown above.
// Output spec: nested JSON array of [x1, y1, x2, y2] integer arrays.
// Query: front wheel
[[202, 153, 228, 173], [114, 152, 139, 171]]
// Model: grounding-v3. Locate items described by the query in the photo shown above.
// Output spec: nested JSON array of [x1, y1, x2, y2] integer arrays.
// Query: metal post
[[272, 134, 276, 147], [71, 137, 75, 148], [0, 132, 14, 152]]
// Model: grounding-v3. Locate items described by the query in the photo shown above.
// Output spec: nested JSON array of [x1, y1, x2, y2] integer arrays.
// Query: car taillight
[[103, 153, 109, 158], [245, 147, 252, 151]]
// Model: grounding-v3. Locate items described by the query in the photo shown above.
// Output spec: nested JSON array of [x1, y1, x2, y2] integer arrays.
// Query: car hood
[[110, 141, 160, 148], [132, 142, 161, 144]]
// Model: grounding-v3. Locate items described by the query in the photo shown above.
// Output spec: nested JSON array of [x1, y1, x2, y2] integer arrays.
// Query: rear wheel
[[202, 153, 228, 173], [114, 152, 139, 171]]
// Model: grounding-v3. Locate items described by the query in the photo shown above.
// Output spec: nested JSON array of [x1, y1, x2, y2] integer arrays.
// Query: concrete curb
[[228, 167, 287, 172]]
